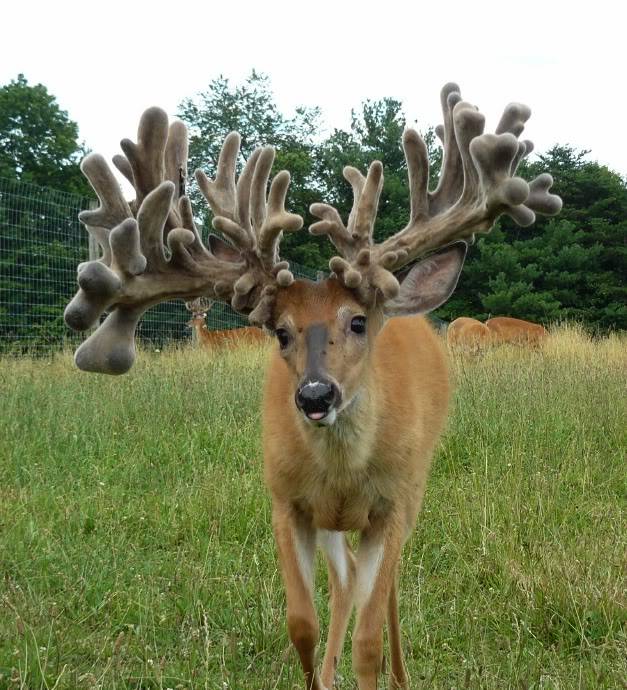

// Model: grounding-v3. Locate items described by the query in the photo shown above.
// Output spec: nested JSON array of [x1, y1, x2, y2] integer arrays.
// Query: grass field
[[1, 326, 625, 690]]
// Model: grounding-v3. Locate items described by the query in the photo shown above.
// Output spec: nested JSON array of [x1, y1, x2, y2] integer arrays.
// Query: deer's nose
[[295, 380, 339, 420]]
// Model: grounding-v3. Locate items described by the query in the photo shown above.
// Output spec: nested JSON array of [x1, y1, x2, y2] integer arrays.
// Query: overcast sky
[[2, 0, 625, 181]]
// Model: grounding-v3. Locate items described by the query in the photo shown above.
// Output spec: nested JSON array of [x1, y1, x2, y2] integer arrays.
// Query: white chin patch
[[305, 408, 337, 426]]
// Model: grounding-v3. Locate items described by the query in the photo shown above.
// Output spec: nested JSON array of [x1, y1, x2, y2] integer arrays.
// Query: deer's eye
[[275, 328, 290, 349], [350, 316, 367, 334]]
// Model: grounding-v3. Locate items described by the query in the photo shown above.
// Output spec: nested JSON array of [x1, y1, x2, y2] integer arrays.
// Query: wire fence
[[0, 177, 318, 354]]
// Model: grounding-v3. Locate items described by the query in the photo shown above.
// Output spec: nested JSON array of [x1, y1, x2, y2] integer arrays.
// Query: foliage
[[0, 333, 625, 688], [0, 74, 89, 196], [0, 177, 90, 350], [0, 77, 97, 350], [437, 147, 627, 330]]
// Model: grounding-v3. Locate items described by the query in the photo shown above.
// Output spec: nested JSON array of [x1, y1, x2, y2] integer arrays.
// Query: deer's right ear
[[209, 235, 242, 263], [384, 242, 467, 317]]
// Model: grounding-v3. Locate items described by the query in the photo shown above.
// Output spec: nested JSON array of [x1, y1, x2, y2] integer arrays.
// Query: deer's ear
[[209, 235, 242, 263], [384, 242, 467, 317]]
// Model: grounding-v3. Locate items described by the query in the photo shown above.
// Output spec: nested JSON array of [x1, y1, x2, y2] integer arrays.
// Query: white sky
[[2, 0, 626, 181]]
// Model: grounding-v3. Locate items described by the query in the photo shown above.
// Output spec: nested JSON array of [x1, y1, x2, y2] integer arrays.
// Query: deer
[[447, 316, 547, 351], [485, 315, 547, 346], [446, 316, 492, 351], [64, 83, 561, 689], [184, 297, 268, 348]]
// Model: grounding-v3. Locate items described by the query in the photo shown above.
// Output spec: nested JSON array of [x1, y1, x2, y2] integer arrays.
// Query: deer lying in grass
[[486, 315, 547, 346], [184, 297, 268, 349], [448, 315, 547, 351], [64, 83, 561, 689], [447, 316, 492, 351]]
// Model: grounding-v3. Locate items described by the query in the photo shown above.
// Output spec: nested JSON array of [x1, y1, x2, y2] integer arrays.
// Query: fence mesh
[[0, 177, 318, 353]]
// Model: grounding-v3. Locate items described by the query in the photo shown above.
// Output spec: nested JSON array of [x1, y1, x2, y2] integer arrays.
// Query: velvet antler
[[64, 108, 302, 374], [195, 134, 301, 325], [310, 83, 562, 304]]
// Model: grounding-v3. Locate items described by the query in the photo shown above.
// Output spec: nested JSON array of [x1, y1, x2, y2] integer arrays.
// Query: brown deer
[[64, 84, 561, 688], [184, 297, 268, 349], [485, 315, 547, 346], [446, 316, 492, 351]]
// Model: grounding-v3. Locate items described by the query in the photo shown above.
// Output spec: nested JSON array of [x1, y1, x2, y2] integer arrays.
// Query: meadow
[[0, 327, 625, 689]]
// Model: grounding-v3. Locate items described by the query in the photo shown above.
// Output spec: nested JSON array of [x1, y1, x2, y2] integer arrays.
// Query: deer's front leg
[[319, 530, 356, 688], [272, 502, 324, 690], [352, 513, 405, 690]]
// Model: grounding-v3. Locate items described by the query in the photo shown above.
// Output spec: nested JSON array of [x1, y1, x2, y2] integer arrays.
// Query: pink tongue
[[308, 412, 326, 420]]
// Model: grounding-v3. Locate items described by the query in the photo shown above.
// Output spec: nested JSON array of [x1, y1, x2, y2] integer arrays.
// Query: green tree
[[0, 76, 94, 349], [178, 72, 324, 267], [525, 147, 626, 329], [438, 146, 627, 330], [0, 74, 89, 195]]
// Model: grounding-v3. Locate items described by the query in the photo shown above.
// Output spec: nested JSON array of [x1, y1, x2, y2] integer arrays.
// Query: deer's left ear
[[384, 241, 467, 317]]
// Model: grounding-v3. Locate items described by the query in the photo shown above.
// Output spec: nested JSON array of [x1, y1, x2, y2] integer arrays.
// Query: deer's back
[[486, 316, 547, 343], [447, 317, 491, 348]]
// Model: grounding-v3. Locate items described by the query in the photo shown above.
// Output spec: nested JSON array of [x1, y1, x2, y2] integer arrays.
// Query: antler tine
[[79, 154, 132, 231], [165, 120, 189, 202], [119, 107, 168, 206], [350, 162, 383, 246], [308, 201, 353, 257], [250, 146, 275, 234], [342, 166, 366, 240], [258, 168, 303, 275], [431, 82, 465, 214], [196, 131, 240, 221], [236, 147, 262, 233], [403, 128, 430, 223], [112, 153, 134, 187]]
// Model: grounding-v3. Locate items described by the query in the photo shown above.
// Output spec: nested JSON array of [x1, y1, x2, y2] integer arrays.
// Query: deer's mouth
[[304, 407, 338, 426]]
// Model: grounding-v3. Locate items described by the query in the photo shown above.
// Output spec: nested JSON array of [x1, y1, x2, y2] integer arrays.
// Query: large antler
[[65, 108, 301, 374], [310, 83, 562, 303]]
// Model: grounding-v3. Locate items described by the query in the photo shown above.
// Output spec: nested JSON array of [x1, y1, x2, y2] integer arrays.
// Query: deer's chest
[[299, 462, 389, 532]]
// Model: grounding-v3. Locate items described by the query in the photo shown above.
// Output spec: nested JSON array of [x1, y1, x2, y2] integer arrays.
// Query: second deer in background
[[185, 298, 268, 349]]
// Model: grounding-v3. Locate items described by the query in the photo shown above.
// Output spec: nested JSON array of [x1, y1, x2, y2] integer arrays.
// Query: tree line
[[1, 72, 625, 334]]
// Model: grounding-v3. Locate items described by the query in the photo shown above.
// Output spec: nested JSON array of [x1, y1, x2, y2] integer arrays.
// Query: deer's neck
[[301, 372, 378, 474]]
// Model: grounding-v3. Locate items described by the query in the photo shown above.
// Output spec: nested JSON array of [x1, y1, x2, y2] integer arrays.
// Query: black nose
[[295, 380, 339, 417]]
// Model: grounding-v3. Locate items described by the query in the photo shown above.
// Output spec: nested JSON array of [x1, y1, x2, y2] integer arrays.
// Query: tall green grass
[[1, 327, 625, 689]]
